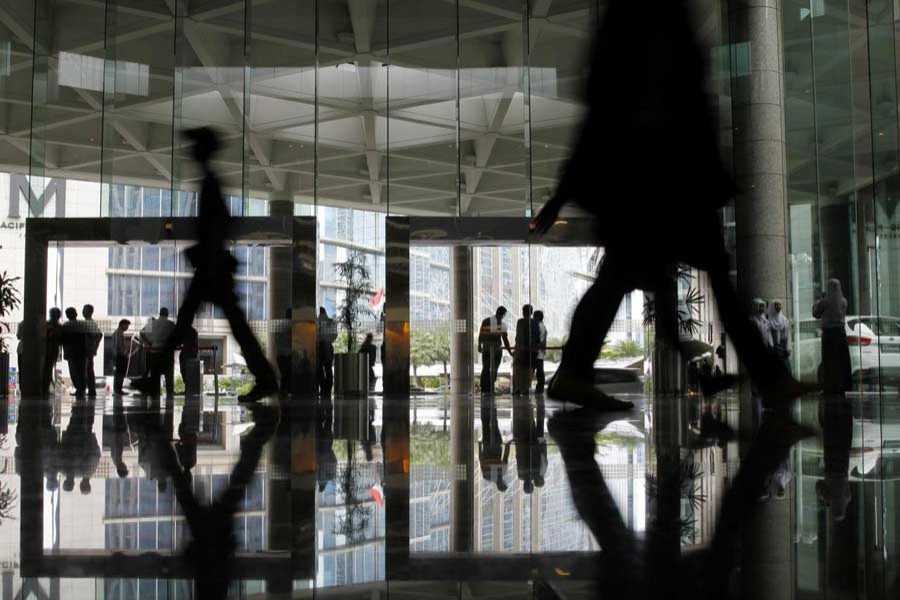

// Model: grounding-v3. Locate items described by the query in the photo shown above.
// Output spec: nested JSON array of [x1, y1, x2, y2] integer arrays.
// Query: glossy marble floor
[[1, 390, 897, 599]]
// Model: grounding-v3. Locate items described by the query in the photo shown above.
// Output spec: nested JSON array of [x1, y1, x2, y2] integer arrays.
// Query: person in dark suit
[[359, 333, 377, 390], [81, 304, 103, 397], [43, 307, 63, 396], [112, 319, 131, 394], [61, 307, 86, 397], [513, 304, 541, 396], [160, 127, 278, 403]]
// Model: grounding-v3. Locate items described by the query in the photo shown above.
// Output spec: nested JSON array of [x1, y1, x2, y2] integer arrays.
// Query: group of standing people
[[749, 298, 793, 371], [478, 304, 548, 396]]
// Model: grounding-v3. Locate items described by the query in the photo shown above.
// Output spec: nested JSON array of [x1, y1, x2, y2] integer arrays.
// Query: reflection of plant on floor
[[646, 460, 706, 545], [0, 481, 17, 522], [410, 422, 451, 466], [333, 440, 373, 545]]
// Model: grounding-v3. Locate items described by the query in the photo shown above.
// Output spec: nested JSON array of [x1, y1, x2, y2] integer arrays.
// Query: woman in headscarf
[[767, 299, 792, 370], [812, 279, 851, 393]]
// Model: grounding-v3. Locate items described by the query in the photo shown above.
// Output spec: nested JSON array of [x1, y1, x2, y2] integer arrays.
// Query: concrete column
[[268, 197, 293, 362], [731, 4, 794, 599], [449, 246, 475, 552]]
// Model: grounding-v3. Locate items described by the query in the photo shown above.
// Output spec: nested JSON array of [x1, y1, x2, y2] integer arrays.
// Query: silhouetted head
[[496, 306, 507, 321], [159, 307, 169, 319], [118, 319, 131, 331], [522, 304, 533, 318], [65, 307, 78, 321], [157, 479, 168, 493], [46, 476, 59, 492], [496, 478, 508, 493], [319, 306, 327, 317], [284, 308, 292, 319], [365, 333, 374, 344], [534, 475, 545, 488], [183, 127, 221, 164], [523, 480, 534, 495], [116, 463, 129, 478], [49, 307, 61, 322], [62, 475, 75, 492], [534, 310, 543, 323], [80, 478, 92, 495], [752, 298, 766, 315], [82, 304, 94, 319]]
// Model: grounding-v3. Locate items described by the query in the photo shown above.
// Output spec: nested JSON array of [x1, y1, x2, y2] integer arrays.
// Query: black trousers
[[277, 355, 292, 397], [149, 353, 175, 397], [534, 359, 545, 392], [85, 355, 97, 396], [317, 342, 334, 396], [168, 275, 276, 387], [114, 355, 128, 393], [561, 230, 790, 390], [180, 355, 199, 396], [43, 356, 56, 396], [480, 349, 502, 394], [66, 356, 86, 396]]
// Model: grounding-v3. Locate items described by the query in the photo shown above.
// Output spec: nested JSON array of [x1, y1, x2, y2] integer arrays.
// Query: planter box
[[0, 353, 8, 398]]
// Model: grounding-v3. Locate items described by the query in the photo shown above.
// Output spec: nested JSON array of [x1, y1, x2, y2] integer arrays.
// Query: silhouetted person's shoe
[[238, 379, 278, 404], [129, 376, 156, 396], [547, 371, 634, 412]]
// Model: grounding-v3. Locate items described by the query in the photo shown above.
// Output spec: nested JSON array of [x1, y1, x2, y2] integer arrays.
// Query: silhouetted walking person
[[179, 324, 200, 397], [532, 0, 808, 410], [359, 332, 377, 390], [164, 127, 277, 403], [141, 307, 176, 397], [534, 310, 547, 393]]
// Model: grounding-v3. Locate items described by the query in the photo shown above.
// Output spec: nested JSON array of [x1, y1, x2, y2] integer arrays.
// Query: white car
[[796, 316, 900, 386]]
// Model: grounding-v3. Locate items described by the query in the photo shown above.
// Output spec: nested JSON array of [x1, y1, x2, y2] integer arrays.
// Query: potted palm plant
[[333, 251, 373, 396], [0, 271, 22, 399]]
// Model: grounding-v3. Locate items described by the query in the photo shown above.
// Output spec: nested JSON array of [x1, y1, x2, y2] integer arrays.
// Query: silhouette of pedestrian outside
[[81, 304, 102, 398], [478, 306, 512, 395], [478, 395, 510, 492], [43, 307, 63, 396], [61, 307, 87, 397], [112, 319, 131, 394], [317, 307, 337, 396], [162, 127, 278, 404], [531, 0, 810, 410], [513, 304, 540, 396], [359, 332, 377, 391], [533, 310, 547, 393]]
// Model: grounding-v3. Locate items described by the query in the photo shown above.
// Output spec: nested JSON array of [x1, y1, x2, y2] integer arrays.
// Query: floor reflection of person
[[162, 127, 278, 404], [478, 306, 512, 396], [60, 399, 100, 494], [177, 395, 202, 477], [108, 394, 130, 479], [478, 396, 510, 493], [317, 398, 337, 492], [512, 396, 547, 494]]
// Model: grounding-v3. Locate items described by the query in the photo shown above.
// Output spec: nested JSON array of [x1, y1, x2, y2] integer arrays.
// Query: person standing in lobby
[[142, 307, 176, 397], [317, 307, 337, 396], [112, 319, 131, 394], [82, 304, 103, 397], [61, 307, 86, 397], [43, 307, 63, 396], [533, 310, 548, 393], [513, 304, 540, 396], [767, 299, 792, 372], [478, 306, 512, 395]]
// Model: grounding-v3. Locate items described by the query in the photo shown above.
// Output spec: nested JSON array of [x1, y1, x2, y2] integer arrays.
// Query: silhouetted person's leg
[[551, 252, 633, 410], [220, 297, 277, 392], [114, 355, 127, 393], [85, 356, 96, 396], [534, 359, 545, 393], [163, 358, 175, 397]]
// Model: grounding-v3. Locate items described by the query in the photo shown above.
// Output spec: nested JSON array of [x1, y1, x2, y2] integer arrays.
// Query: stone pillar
[[450, 246, 474, 396], [449, 246, 475, 551], [731, 3, 794, 599], [268, 197, 294, 362]]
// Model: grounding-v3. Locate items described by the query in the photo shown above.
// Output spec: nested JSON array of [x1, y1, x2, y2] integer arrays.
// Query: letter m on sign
[[8, 174, 66, 218]]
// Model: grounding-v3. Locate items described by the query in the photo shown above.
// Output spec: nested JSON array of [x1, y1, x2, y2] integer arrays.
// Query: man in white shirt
[[141, 307, 176, 396], [534, 310, 548, 393], [477, 306, 512, 395]]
